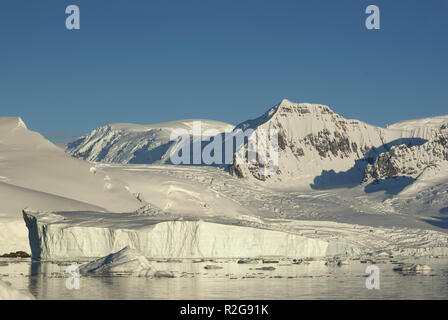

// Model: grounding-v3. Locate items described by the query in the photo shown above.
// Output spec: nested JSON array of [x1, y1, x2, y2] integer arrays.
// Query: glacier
[[23, 209, 360, 261]]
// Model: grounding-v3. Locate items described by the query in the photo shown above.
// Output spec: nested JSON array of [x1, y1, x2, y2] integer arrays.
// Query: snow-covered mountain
[[66, 119, 234, 164], [65, 99, 442, 189], [363, 123, 448, 191], [229, 99, 425, 188]]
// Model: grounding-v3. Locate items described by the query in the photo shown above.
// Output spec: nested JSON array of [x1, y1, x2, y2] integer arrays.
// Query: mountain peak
[[17, 117, 27, 129], [230, 100, 408, 185], [275, 100, 335, 118], [0, 117, 28, 131], [278, 98, 293, 106]]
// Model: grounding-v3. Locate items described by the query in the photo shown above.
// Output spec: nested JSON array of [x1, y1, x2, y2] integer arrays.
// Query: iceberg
[[79, 247, 154, 276], [393, 264, 432, 273]]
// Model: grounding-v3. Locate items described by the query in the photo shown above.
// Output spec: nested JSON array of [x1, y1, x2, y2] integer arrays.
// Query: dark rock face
[[0, 251, 31, 258], [291, 146, 305, 157], [229, 153, 244, 178], [303, 130, 354, 159], [364, 127, 448, 181], [277, 131, 287, 151], [364, 153, 399, 181]]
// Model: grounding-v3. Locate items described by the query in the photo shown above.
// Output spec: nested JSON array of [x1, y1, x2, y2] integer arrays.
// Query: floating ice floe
[[204, 265, 223, 270], [255, 266, 276, 271], [393, 264, 432, 273], [79, 246, 173, 278], [292, 258, 310, 265], [325, 257, 349, 267], [237, 259, 259, 264]]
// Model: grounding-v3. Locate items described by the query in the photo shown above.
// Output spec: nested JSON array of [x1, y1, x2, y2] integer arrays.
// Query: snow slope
[[66, 119, 234, 164], [101, 165, 252, 218], [0, 117, 140, 212], [0, 117, 142, 253], [0, 182, 106, 253], [99, 165, 448, 238], [387, 114, 448, 140]]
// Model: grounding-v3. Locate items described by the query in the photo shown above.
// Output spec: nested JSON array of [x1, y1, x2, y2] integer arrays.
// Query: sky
[[1, 0, 447, 141]]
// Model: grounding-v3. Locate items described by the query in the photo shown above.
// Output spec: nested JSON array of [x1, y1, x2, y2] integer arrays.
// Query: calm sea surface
[[0, 257, 447, 299]]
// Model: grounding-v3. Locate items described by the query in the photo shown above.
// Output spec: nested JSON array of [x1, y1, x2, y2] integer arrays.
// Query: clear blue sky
[[1, 0, 447, 141]]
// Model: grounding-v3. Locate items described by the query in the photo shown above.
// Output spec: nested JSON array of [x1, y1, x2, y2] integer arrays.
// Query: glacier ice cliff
[[23, 210, 360, 261]]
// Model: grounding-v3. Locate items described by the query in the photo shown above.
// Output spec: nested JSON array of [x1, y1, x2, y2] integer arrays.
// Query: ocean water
[[0, 257, 447, 300]]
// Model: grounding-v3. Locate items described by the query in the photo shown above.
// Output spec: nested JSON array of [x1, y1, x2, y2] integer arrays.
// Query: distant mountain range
[[66, 119, 234, 164]]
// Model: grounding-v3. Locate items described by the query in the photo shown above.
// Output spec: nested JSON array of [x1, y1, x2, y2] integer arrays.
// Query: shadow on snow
[[421, 216, 448, 229], [310, 137, 427, 192]]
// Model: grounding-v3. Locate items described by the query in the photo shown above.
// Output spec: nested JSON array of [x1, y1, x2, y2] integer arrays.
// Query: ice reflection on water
[[0, 257, 447, 299]]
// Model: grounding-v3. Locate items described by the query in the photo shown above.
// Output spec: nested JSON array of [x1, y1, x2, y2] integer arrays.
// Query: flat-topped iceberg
[[23, 209, 359, 261]]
